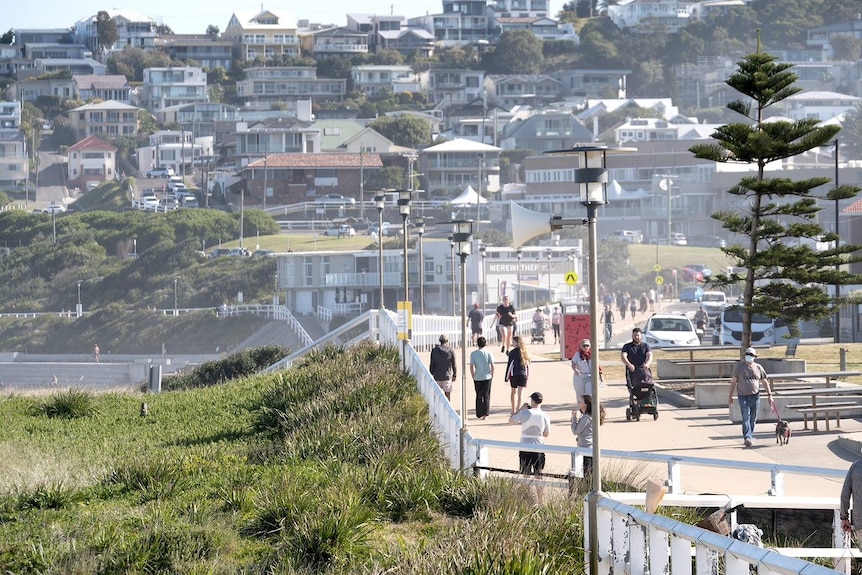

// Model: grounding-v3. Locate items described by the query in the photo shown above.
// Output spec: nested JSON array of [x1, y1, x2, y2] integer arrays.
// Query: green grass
[[628, 244, 734, 279], [0, 342, 596, 573]]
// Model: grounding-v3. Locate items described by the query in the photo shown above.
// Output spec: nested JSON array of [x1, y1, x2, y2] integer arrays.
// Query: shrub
[[161, 345, 289, 391], [31, 388, 98, 419]]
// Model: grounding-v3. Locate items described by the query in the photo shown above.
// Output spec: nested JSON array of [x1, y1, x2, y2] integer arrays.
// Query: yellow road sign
[[565, 272, 578, 285], [653, 264, 662, 273], [655, 276, 665, 285]]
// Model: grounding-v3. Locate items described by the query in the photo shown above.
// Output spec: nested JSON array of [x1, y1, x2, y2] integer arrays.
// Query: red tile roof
[[68, 134, 117, 152], [843, 198, 862, 214], [246, 153, 383, 169]]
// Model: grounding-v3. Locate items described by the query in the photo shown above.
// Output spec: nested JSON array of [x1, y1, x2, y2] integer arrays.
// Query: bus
[[717, 305, 775, 346]]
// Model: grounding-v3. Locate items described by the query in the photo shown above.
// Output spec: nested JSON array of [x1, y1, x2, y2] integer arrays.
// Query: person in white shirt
[[509, 391, 551, 502]]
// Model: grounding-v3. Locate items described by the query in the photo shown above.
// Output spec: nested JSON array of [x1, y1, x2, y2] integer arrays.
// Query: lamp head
[[397, 189, 412, 217], [373, 191, 386, 210]]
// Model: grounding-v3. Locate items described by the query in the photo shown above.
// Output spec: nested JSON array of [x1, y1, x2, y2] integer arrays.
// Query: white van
[[607, 230, 643, 243], [718, 306, 775, 346]]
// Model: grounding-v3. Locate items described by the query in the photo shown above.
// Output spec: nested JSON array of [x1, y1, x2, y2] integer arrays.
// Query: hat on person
[[529, 392, 543, 403], [745, 347, 758, 357], [439, 334, 448, 343], [581, 339, 591, 347]]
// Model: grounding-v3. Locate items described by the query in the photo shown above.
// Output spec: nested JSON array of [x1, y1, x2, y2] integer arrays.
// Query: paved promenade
[[420, 319, 861, 498]]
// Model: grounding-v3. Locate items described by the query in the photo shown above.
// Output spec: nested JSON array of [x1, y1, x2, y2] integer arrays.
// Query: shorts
[[471, 325, 482, 335], [519, 450, 546, 475], [509, 375, 527, 389], [436, 379, 453, 393]]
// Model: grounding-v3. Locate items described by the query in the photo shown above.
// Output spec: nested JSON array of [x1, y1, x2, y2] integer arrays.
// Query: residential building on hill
[[223, 9, 300, 62], [67, 135, 117, 189], [299, 26, 369, 58], [420, 138, 501, 196], [68, 100, 139, 139], [159, 35, 234, 71], [139, 67, 207, 112], [0, 101, 28, 188], [236, 67, 346, 107], [73, 10, 158, 52]]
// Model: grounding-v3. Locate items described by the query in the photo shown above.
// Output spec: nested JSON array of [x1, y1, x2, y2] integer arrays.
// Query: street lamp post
[[574, 146, 611, 575], [398, 190, 413, 370], [479, 240, 487, 314], [547, 249, 553, 305], [834, 139, 841, 343], [415, 216, 426, 315], [516, 248, 523, 308], [173, 277, 179, 316], [76, 280, 82, 318], [374, 192, 386, 310], [273, 273, 279, 307], [449, 236, 456, 316], [449, 219, 475, 471]]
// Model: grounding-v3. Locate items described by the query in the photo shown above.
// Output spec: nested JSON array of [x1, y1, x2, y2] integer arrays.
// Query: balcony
[[325, 271, 403, 287], [314, 43, 368, 53]]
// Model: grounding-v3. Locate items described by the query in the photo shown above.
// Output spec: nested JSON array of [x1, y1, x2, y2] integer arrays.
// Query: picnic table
[[772, 375, 862, 430]]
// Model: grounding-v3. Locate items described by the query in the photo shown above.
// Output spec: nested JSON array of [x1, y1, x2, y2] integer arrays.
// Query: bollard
[[840, 347, 847, 371], [148, 364, 162, 394]]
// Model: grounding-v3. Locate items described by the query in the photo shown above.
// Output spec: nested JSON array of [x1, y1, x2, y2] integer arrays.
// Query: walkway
[[419, 332, 860, 497]]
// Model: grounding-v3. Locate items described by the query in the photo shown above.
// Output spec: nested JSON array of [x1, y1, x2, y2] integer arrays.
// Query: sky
[[8, 0, 449, 35]]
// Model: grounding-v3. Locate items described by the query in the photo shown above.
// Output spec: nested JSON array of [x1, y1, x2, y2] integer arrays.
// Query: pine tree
[[689, 45, 862, 348]]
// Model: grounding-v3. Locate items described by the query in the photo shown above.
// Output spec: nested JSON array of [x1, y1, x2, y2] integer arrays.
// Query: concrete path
[[421, 331, 861, 498]]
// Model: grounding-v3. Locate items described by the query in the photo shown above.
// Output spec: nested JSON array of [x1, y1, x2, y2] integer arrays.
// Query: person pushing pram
[[621, 327, 653, 393], [621, 328, 657, 421]]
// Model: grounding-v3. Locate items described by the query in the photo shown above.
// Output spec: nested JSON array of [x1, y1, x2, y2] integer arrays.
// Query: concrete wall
[[657, 358, 806, 379]]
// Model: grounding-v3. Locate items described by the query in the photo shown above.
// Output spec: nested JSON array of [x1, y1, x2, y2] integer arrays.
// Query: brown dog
[[775, 420, 790, 445]]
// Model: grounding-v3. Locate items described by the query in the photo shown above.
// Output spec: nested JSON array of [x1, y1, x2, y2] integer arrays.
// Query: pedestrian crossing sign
[[565, 272, 578, 285]]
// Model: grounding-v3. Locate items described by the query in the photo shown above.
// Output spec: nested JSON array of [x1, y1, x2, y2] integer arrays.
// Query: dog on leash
[[775, 420, 791, 445]]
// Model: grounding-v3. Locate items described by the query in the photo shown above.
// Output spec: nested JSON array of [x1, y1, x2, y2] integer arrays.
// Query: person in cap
[[429, 334, 457, 400], [728, 347, 773, 447], [840, 453, 862, 551], [467, 303, 485, 346], [509, 390, 551, 503], [571, 339, 595, 403]]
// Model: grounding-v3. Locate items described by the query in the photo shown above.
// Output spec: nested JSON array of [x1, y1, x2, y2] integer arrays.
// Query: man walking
[[467, 303, 484, 346], [429, 334, 457, 400], [470, 336, 495, 419], [621, 328, 652, 386], [728, 347, 773, 447]]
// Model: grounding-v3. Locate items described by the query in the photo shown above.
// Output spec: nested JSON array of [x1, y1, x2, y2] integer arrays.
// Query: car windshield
[[722, 307, 771, 323], [702, 294, 723, 302], [650, 318, 691, 332]]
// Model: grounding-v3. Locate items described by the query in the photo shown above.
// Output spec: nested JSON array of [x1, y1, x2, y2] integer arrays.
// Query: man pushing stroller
[[621, 328, 653, 393]]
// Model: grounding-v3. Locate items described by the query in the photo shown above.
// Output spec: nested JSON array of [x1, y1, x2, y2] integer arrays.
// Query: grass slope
[[0, 343, 593, 574]]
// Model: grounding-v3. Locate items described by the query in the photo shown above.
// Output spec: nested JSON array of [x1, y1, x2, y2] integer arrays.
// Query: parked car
[[323, 224, 356, 237], [682, 264, 712, 282], [44, 204, 66, 214], [605, 230, 643, 243], [679, 286, 704, 303], [689, 235, 727, 248], [700, 291, 728, 316], [642, 313, 701, 348], [649, 233, 687, 246], [146, 167, 174, 178], [367, 222, 391, 235], [318, 194, 356, 206]]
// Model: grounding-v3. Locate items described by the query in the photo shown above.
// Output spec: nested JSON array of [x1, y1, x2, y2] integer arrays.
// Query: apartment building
[[236, 67, 346, 107], [0, 101, 28, 188], [67, 135, 118, 189], [68, 100, 140, 140], [139, 67, 207, 112], [223, 9, 300, 62]]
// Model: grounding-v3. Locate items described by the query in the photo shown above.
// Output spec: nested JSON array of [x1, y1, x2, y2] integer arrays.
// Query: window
[[303, 256, 313, 286]]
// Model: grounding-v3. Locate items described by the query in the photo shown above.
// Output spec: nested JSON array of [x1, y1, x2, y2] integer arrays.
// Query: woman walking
[[571, 395, 606, 478], [506, 336, 530, 414]]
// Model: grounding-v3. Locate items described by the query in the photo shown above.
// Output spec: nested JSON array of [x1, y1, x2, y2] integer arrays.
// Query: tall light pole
[[834, 139, 840, 343], [415, 216, 426, 314], [449, 235, 456, 315], [547, 248, 553, 305], [573, 145, 611, 575], [374, 192, 385, 310], [398, 190, 413, 369], [239, 188, 245, 250], [516, 248, 523, 308], [449, 219, 475, 471], [273, 272, 279, 307], [479, 240, 487, 314], [76, 280, 82, 318], [173, 276, 179, 316], [398, 190, 413, 304]]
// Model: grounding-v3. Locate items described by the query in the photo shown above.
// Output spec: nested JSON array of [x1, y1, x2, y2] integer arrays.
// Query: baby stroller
[[530, 318, 546, 344], [626, 365, 659, 421]]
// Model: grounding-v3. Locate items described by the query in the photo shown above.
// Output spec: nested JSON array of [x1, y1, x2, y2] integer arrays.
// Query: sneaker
[[501, 345, 505, 353], [743, 438, 752, 447]]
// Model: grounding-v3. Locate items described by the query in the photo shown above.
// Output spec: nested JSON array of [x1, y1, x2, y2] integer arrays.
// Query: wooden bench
[[785, 402, 862, 431]]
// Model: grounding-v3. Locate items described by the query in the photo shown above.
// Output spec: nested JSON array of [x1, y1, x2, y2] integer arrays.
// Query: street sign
[[655, 276, 665, 285], [653, 264, 662, 273], [565, 272, 578, 285]]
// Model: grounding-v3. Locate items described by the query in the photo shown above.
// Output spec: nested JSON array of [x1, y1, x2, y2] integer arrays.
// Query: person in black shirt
[[621, 327, 652, 391], [496, 296, 517, 353], [467, 303, 484, 345]]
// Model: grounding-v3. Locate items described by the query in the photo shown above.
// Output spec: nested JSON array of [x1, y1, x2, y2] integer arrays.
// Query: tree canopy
[[482, 30, 544, 74], [95, 11, 118, 51], [367, 115, 432, 149], [689, 50, 862, 345]]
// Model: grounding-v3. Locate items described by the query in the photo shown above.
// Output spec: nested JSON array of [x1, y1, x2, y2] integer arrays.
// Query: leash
[[769, 398, 781, 419]]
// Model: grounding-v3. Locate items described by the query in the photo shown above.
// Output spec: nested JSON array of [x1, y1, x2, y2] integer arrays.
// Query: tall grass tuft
[[30, 388, 98, 419], [14, 480, 85, 510], [101, 457, 192, 502], [162, 344, 289, 391]]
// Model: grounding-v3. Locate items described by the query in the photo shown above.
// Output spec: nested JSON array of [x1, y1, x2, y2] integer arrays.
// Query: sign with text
[[562, 313, 591, 359], [397, 301, 412, 340]]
